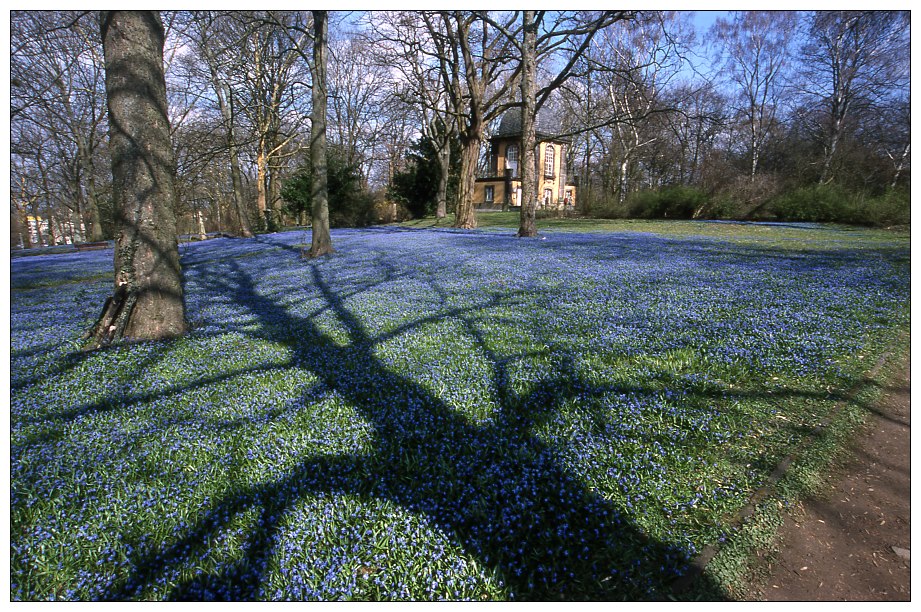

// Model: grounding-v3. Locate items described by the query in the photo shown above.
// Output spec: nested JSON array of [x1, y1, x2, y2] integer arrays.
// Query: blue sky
[[690, 10, 728, 34]]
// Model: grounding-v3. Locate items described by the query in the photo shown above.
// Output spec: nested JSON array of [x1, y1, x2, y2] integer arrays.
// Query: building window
[[544, 145, 555, 178], [543, 188, 553, 207], [505, 144, 519, 178], [485, 186, 494, 203]]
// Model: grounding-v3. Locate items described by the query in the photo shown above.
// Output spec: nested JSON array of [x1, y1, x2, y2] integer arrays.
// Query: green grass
[[397, 211, 910, 249]]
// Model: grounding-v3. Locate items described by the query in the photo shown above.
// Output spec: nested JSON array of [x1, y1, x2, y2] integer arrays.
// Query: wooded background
[[10, 10, 911, 247]]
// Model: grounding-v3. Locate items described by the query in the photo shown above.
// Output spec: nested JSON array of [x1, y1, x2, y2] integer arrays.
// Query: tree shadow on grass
[[84, 231, 901, 601], [102, 250, 703, 601], [23, 230, 901, 601]]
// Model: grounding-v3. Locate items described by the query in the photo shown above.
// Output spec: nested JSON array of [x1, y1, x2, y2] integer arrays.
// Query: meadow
[[9, 217, 910, 600]]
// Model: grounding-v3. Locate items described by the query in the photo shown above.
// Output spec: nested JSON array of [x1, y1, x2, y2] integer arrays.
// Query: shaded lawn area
[[10, 222, 910, 600]]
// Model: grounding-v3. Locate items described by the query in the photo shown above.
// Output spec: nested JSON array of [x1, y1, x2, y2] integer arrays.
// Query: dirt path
[[746, 360, 910, 601]]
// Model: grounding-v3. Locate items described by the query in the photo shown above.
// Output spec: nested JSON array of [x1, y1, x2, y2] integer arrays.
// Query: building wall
[[474, 139, 575, 209]]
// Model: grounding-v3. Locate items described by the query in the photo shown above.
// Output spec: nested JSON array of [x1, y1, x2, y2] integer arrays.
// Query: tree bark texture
[[307, 10, 333, 258], [268, 130, 284, 229], [455, 135, 480, 229], [228, 140, 253, 237], [517, 11, 538, 238], [89, 10, 187, 347], [435, 144, 450, 220], [256, 144, 272, 230]]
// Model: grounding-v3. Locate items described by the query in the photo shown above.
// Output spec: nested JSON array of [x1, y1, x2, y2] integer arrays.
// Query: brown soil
[[745, 360, 910, 601]]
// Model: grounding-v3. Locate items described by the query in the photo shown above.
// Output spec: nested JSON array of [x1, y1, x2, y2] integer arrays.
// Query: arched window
[[544, 145, 555, 177]]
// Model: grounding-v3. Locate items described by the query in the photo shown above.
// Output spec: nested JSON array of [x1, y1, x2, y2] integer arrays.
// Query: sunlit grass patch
[[10, 222, 909, 601]]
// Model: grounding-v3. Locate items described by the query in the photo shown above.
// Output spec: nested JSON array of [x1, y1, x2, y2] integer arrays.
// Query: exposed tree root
[[83, 284, 139, 350], [302, 245, 335, 259]]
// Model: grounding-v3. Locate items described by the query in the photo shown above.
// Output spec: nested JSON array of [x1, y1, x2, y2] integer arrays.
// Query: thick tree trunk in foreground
[[306, 10, 333, 258], [88, 11, 186, 348], [517, 10, 538, 238], [455, 135, 480, 229]]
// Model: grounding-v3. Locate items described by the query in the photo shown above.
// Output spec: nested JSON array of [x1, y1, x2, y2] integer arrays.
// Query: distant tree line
[[11, 10, 910, 250]]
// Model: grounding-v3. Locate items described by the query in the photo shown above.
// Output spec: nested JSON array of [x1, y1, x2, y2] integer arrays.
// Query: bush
[[709, 174, 783, 220], [579, 192, 629, 219], [626, 186, 707, 219], [281, 149, 376, 228], [769, 183, 848, 222], [767, 184, 910, 226], [843, 189, 910, 227]]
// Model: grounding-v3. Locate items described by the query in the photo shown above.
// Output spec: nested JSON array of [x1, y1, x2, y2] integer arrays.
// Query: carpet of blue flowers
[[10, 223, 910, 601]]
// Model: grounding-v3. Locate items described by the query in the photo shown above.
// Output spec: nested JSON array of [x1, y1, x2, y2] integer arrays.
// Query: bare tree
[[11, 11, 108, 242], [800, 11, 909, 183], [711, 11, 797, 181], [596, 13, 687, 203], [492, 10, 634, 236], [88, 11, 186, 347], [236, 12, 309, 230], [880, 96, 910, 189], [366, 11, 458, 220], [422, 11, 522, 229], [327, 33, 390, 186], [182, 11, 255, 236]]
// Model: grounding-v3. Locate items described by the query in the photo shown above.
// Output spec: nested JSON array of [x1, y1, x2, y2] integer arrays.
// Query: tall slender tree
[[87, 10, 186, 347], [307, 10, 333, 257], [185, 11, 254, 236], [712, 11, 796, 181]]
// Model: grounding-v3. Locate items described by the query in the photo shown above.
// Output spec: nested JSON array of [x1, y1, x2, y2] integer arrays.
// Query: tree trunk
[[820, 97, 847, 183], [306, 10, 333, 258], [256, 144, 272, 231], [31, 203, 45, 247], [455, 135, 480, 229], [47, 210, 58, 245], [16, 177, 33, 248], [891, 142, 910, 189], [89, 10, 187, 348], [435, 142, 450, 220], [618, 155, 630, 204], [223, 94, 252, 237], [228, 143, 252, 237], [76, 134, 105, 241], [517, 10, 538, 238], [268, 130, 283, 228], [197, 209, 207, 240]]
